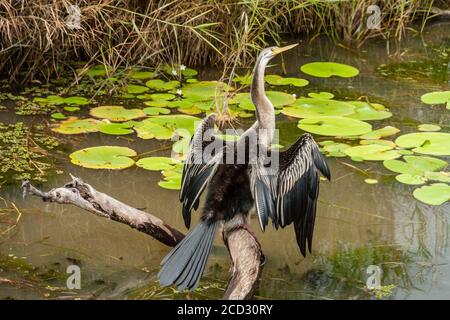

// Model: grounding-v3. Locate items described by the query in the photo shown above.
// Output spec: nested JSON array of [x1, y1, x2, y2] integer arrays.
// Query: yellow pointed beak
[[272, 43, 299, 55]]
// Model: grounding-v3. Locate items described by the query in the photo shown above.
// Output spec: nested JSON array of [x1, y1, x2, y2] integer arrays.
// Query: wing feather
[[251, 133, 330, 256], [179, 114, 223, 229]]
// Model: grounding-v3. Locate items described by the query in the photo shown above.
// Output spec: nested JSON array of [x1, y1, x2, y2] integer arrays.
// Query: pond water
[[0, 21, 449, 300]]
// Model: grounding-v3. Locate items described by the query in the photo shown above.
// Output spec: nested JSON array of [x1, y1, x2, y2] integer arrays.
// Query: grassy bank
[[0, 0, 443, 83]]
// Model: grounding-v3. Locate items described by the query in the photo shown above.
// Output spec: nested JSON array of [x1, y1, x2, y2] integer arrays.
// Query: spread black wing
[[251, 133, 330, 256], [180, 114, 223, 229]]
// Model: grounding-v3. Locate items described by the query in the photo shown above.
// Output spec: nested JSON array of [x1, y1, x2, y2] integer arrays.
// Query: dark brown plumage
[[158, 45, 330, 292]]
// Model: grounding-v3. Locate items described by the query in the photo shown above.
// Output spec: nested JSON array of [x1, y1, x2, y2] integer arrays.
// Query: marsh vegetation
[[0, 0, 449, 300]]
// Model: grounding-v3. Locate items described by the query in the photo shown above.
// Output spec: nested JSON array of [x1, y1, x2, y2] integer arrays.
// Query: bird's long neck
[[250, 55, 275, 146]]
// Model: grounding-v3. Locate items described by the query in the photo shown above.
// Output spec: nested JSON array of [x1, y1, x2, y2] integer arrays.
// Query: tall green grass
[[0, 0, 441, 83]]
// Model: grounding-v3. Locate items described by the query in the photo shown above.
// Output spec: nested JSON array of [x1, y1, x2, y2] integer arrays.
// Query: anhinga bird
[[158, 44, 330, 291]]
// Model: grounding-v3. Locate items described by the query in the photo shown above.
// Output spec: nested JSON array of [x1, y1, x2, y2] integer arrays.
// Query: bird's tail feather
[[158, 220, 217, 291]]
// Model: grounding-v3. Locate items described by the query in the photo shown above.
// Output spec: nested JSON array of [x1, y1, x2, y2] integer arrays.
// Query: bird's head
[[258, 43, 299, 64]]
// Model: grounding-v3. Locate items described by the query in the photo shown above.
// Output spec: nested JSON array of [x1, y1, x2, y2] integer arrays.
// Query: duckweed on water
[[313, 246, 411, 299], [0, 122, 59, 183], [377, 44, 450, 85]]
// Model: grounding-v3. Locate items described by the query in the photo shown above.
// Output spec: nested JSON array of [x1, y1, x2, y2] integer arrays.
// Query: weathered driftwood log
[[22, 176, 263, 300], [222, 215, 264, 300]]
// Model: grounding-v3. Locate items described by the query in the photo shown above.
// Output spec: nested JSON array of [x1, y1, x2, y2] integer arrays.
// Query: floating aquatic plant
[[143, 107, 171, 115], [344, 145, 401, 161], [34, 95, 89, 106], [230, 91, 295, 110], [300, 62, 359, 78], [413, 183, 450, 206], [70, 146, 137, 169], [133, 121, 173, 140], [180, 81, 231, 101], [90, 106, 146, 122], [99, 122, 134, 135], [417, 124, 441, 132], [129, 70, 155, 80], [0, 122, 60, 183], [420, 91, 450, 109], [298, 116, 372, 136], [125, 84, 149, 94], [359, 126, 400, 140], [383, 156, 448, 186], [50, 112, 66, 120], [308, 92, 334, 99], [84, 64, 111, 77], [136, 157, 179, 171], [282, 98, 355, 118], [347, 101, 392, 121], [395, 132, 450, 156], [145, 79, 180, 91], [320, 141, 351, 157], [264, 75, 309, 87], [51, 118, 101, 134]]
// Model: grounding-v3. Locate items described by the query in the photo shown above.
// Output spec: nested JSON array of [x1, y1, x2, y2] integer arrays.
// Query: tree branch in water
[[22, 175, 263, 299]]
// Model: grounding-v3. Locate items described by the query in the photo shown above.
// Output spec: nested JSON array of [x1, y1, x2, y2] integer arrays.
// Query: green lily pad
[[395, 132, 450, 156], [193, 101, 214, 111], [420, 91, 450, 108], [298, 116, 372, 136], [143, 107, 171, 115], [133, 121, 173, 140], [424, 171, 450, 183], [52, 118, 101, 134], [145, 115, 201, 136], [167, 100, 194, 109], [181, 81, 232, 101], [396, 174, 427, 185], [85, 64, 111, 77], [158, 175, 182, 190], [125, 84, 149, 94], [172, 130, 192, 155], [418, 124, 441, 132], [360, 126, 400, 140], [70, 146, 136, 169], [181, 68, 198, 78], [178, 106, 202, 115], [360, 139, 396, 147], [300, 62, 359, 78], [233, 74, 253, 85], [51, 112, 66, 120], [364, 178, 378, 184], [63, 97, 90, 105], [413, 183, 450, 205], [231, 91, 296, 110], [34, 95, 89, 106], [146, 79, 180, 91], [90, 106, 146, 122], [150, 93, 176, 101], [321, 142, 351, 157], [344, 145, 402, 161], [136, 157, 178, 171], [347, 101, 392, 121], [129, 71, 154, 80], [99, 122, 134, 135], [64, 106, 80, 112], [383, 155, 447, 176], [144, 100, 169, 107], [308, 92, 334, 99], [264, 75, 309, 87], [282, 98, 355, 118]]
